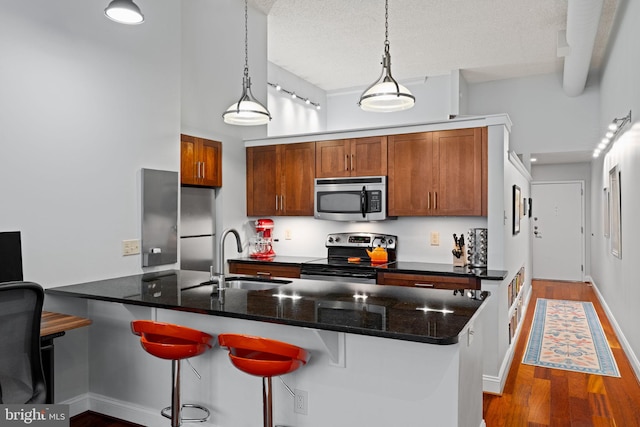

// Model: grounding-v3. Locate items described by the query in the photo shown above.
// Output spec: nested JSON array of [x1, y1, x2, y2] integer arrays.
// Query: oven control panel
[[325, 232, 397, 249]]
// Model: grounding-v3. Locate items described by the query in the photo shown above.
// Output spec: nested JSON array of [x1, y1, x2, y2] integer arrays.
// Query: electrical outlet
[[430, 232, 440, 246], [294, 389, 308, 415], [122, 239, 140, 256], [285, 229, 292, 240]]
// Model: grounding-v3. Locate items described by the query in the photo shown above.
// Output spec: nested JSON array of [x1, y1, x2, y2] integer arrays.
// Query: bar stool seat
[[132, 320, 213, 427], [218, 334, 309, 427]]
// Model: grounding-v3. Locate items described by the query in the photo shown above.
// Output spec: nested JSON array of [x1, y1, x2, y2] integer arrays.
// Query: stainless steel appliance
[[300, 232, 397, 284], [314, 176, 389, 221], [141, 169, 178, 267], [179, 186, 215, 271]]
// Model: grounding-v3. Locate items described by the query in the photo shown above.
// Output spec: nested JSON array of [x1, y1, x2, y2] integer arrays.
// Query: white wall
[[590, 0, 640, 375], [267, 62, 327, 136], [180, 0, 270, 265], [467, 73, 600, 161], [325, 75, 453, 132], [0, 0, 181, 287]]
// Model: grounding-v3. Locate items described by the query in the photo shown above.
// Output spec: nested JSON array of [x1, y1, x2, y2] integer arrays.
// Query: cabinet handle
[[428, 192, 431, 209], [345, 154, 349, 171], [351, 154, 354, 171], [281, 195, 284, 210], [415, 283, 435, 288], [275, 195, 279, 211], [256, 271, 271, 276], [201, 162, 205, 180], [434, 192, 437, 209]]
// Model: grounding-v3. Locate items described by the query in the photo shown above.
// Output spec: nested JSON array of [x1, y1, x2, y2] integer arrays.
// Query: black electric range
[[300, 232, 397, 283]]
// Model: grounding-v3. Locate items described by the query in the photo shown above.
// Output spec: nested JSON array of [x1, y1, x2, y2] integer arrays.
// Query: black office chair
[[0, 281, 46, 403]]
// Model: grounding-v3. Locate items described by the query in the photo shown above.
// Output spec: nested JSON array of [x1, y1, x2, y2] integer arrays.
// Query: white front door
[[531, 181, 584, 281]]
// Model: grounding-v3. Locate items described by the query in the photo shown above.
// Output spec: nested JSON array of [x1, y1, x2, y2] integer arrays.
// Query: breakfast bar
[[47, 270, 490, 427]]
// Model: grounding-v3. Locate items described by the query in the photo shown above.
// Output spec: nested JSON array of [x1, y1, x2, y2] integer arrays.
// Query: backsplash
[[248, 216, 488, 264]]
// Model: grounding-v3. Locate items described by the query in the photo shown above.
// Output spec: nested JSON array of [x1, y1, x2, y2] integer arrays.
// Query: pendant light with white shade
[[359, 0, 415, 112], [223, 0, 272, 126], [104, 0, 144, 25]]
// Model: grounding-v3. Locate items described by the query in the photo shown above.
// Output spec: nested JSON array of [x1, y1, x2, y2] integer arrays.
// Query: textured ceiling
[[251, 0, 618, 92]]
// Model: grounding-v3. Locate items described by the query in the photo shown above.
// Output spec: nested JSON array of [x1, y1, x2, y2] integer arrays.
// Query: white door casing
[[531, 181, 585, 281]]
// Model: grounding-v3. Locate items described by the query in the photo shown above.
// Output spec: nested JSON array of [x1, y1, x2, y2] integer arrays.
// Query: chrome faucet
[[213, 228, 243, 292]]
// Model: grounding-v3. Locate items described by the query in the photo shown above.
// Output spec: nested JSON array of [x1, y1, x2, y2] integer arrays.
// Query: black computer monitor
[[0, 231, 24, 283]]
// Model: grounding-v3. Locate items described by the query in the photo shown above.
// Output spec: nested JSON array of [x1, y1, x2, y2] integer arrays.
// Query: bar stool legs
[[218, 334, 310, 427], [131, 320, 213, 427]]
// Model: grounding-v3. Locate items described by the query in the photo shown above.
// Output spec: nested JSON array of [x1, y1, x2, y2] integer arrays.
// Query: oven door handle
[[360, 186, 367, 218]]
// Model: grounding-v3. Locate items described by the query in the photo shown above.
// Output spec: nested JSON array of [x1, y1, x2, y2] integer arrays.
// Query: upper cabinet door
[[315, 139, 351, 178], [199, 139, 222, 187], [180, 135, 199, 186], [180, 134, 222, 188], [246, 145, 279, 217], [280, 142, 315, 216], [351, 136, 387, 177], [388, 132, 436, 216], [433, 128, 484, 216], [315, 136, 387, 178]]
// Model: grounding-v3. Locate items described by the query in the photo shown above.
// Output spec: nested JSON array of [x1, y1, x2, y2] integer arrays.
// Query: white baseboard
[[61, 393, 218, 427], [588, 277, 640, 382]]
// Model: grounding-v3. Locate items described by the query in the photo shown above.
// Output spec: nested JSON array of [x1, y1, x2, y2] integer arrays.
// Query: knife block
[[453, 245, 467, 267]]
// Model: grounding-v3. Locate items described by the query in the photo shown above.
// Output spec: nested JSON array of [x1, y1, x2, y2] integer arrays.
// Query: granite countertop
[[230, 257, 508, 280], [46, 270, 490, 345]]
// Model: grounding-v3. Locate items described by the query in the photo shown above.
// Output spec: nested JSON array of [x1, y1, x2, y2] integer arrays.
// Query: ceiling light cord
[[593, 110, 632, 158], [222, 0, 272, 126], [358, 0, 415, 113]]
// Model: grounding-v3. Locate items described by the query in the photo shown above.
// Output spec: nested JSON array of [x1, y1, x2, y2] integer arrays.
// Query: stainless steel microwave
[[314, 176, 389, 221]]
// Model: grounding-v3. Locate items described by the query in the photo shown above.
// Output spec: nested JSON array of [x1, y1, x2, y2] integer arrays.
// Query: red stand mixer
[[250, 218, 276, 259]]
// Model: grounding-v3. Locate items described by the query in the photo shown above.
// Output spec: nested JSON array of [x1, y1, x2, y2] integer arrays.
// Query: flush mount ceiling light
[[222, 0, 271, 126], [358, 0, 415, 113], [104, 0, 144, 25]]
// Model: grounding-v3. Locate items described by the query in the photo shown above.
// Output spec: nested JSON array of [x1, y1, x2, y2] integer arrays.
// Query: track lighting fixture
[[104, 0, 144, 25]]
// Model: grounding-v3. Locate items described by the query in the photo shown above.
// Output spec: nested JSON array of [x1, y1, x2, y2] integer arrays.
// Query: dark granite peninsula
[[46, 270, 491, 427], [46, 270, 488, 345]]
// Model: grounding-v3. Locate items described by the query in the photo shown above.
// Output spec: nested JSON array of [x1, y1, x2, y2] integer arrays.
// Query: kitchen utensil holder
[[467, 228, 488, 268], [453, 245, 467, 267]]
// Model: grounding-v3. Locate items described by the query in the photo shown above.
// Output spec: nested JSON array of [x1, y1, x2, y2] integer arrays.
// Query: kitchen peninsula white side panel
[[76, 301, 485, 427]]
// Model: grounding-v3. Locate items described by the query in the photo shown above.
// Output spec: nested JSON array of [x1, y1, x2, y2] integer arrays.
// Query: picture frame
[[603, 187, 610, 238], [609, 166, 621, 258], [512, 184, 521, 235]]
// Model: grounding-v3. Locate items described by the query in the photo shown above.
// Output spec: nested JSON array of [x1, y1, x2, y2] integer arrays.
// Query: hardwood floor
[[71, 279, 640, 427], [70, 411, 143, 427], [483, 279, 640, 427]]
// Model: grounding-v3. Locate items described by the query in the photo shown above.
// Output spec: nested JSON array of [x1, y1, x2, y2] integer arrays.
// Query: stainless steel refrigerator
[[180, 187, 215, 271]]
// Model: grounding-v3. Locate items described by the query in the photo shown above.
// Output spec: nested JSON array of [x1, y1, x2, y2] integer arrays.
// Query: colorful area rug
[[522, 298, 620, 377]]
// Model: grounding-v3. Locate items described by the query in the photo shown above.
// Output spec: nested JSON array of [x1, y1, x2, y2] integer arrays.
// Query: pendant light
[[104, 0, 144, 25], [359, 0, 415, 112], [223, 0, 271, 126]]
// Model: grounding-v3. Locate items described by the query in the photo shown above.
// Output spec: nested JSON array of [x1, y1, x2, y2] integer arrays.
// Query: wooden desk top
[[41, 311, 92, 337]]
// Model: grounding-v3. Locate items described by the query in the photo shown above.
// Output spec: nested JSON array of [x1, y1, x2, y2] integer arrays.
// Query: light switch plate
[[430, 232, 440, 246], [122, 239, 140, 256]]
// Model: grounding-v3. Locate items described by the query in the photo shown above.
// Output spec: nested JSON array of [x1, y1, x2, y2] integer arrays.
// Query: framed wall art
[[513, 184, 521, 235], [609, 166, 621, 258], [603, 187, 610, 238]]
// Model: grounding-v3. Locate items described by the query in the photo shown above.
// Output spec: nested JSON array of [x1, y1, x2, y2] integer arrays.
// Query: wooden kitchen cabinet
[[180, 134, 222, 187], [315, 136, 387, 178], [228, 261, 301, 278], [388, 127, 487, 216], [377, 272, 480, 290], [246, 142, 315, 216]]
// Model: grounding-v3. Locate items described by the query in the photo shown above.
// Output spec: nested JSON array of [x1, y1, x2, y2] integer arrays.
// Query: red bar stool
[[218, 334, 310, 427], [131, 320, 213, 427]]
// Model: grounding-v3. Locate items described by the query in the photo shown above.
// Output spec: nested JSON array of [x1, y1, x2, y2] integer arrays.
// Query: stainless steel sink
[[224, 277, 291, 291]]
